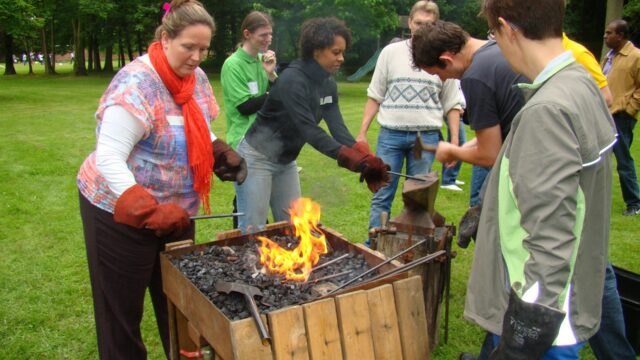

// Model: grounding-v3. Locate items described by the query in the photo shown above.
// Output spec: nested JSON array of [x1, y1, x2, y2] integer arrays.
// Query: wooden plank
[[268, 306, 309, 360], [167, 301, 180, 360], [215, 229, 242, 240], [165, 239, 194, 251], [230, 316, 273, 360], [335, 291, 375, 360], [176, 308, 198, 360], [366, 285, 403, 360], [393, 275, 430, 360], [160, 256, 235, 360], [302, 298, 343, 360]]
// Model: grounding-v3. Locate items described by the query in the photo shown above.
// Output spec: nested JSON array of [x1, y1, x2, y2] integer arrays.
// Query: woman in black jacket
[[234, 17, 389, 233]]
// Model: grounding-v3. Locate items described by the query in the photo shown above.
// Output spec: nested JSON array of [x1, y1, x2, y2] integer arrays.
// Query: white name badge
[[248, 81, 259, 95], [320, 96, 333, 105]]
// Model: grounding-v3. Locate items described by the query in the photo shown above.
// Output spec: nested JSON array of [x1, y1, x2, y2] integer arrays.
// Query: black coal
[[171, 235, 375, 320]]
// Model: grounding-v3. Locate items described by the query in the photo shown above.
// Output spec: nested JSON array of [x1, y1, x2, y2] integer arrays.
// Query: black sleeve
[[461, 77, 501, 131], [236, 93, 268, 116], [280, 78, 345, 159], [322, 85, 356, 148]]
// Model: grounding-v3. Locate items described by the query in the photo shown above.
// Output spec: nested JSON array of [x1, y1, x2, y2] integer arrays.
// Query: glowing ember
[[256, 198, 328, 281]]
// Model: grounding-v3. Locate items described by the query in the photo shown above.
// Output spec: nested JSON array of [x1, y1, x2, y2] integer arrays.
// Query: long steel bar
[[387, 171, 427, 182], [309, 253, 351, 274], [328, 238, 429, 294], [311, 270, 353, 283], [190, 212, 244, 220]]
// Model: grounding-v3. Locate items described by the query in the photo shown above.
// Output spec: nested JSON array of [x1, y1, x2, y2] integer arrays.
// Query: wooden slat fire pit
[[160, 221, 433, 360]]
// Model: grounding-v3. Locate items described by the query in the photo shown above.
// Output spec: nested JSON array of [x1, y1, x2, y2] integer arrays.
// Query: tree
[[0, 0, 40, 75]]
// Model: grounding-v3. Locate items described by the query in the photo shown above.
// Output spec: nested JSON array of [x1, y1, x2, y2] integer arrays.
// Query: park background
[[1, 0, 639, 359]]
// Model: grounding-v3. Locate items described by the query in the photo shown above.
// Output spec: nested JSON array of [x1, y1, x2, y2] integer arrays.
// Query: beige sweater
[[367, 39, 462, 131]]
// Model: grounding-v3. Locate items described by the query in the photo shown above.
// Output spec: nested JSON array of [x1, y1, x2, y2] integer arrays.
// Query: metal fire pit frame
[[160, 221, 406, 360]]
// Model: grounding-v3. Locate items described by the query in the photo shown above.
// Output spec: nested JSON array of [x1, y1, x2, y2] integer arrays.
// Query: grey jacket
[[464, 59, 617, 344]]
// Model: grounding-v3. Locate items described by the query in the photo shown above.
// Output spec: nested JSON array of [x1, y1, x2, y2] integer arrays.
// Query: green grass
[[0, 69, 638, 359]]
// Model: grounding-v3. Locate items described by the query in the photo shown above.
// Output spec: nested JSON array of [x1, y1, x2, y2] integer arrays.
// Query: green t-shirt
[[220, 48, 269, 149]]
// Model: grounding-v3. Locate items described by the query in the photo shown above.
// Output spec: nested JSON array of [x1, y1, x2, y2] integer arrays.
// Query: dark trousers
[[612, 112, 640, 209], [79, 192, 194, 360], [589, 263, 637, 360], [477, 263, 636, 360]]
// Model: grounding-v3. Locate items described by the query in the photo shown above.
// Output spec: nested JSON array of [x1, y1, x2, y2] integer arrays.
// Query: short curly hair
[[299, 17, 352, 61]]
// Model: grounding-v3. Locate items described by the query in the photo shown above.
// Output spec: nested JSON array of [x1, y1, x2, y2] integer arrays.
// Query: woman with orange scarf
[[76, 1, 245, 358]]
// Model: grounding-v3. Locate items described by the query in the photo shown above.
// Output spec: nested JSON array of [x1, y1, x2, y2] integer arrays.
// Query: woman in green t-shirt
[[221, 11, 277, 227]]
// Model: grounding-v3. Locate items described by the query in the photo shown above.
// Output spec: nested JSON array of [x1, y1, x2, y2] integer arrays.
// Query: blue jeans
[[492, 335, 585, 359], [368, 128, 438, 230], [470, 165, 491, 206], [589, 262, 637, 359], [234, 139, 301, 233], [442, 121, 466, 185], [612, 112, 640, 209]]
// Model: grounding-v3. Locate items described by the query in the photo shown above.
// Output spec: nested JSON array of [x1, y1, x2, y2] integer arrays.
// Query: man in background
[[603, 19, 640, 216]]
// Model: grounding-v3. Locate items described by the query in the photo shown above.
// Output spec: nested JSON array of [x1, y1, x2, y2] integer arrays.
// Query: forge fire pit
[[161, 210, 434, 360]]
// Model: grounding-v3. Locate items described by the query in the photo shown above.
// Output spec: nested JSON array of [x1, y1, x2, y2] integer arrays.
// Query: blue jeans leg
[[234, 139, 301, 234], [470, 165, 491, 206], [368, 128, 438, 230], [492, 335, 585, 359], [589, 262, 637, 360], [612, 112, 640, 208], [442, 122, 466, 185]]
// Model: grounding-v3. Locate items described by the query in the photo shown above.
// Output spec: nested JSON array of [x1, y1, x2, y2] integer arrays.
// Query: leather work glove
[[458, 204, 482, 249], [212, 139, 248, 184], [490, 288, 565, 360], [337, 145, 390, 193], [113, 184, 191, 237]]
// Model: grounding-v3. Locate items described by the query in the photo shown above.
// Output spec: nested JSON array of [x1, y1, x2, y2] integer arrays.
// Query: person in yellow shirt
[[563, 33, 613, 106]]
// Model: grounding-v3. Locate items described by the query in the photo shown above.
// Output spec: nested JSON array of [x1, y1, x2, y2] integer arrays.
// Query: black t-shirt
[[462, 41, 529, 141]]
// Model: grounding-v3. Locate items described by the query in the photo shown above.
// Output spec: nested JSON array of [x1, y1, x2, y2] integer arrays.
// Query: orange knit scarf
[[148, 41, 213, 213]]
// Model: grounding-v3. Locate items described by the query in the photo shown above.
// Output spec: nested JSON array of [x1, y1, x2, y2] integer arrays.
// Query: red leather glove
[[337, 145, 390, 193], [113, 184, 190, 237], [212, 139, 248, 184]]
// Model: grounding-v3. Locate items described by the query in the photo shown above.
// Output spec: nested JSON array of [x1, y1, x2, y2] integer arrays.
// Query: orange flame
[[257, 198, 328, 281]]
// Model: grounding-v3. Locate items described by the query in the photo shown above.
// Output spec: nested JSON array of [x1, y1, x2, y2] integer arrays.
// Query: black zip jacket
[[244, 59, 356, 164]]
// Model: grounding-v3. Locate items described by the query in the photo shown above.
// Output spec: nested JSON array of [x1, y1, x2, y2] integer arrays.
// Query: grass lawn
[[0, 63, 638, 359]]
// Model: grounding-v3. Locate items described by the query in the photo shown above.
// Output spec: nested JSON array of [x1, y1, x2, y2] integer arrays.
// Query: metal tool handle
[[387, 171, 427, 182], [190, 212, 244, 220], [244, 293, 271, 343]]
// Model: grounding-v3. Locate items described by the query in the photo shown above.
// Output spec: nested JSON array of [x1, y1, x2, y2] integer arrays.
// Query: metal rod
[[362, 250, 446, 284], [311, 270, 353, 283], [309, 253, 350, 274], [328, 238, 430, 294], [190, 212, 244, 220], [387, 171, 427, 181]]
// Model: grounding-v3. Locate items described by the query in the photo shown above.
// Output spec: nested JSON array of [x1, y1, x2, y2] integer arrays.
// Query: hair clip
[[162, 2, 171, 18]]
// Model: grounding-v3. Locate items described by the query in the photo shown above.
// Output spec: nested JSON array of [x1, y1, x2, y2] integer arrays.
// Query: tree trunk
[[118, 29, 125, 68], [87, 38, 94, 72], [25, 41, 34, 75], [602, 0, 625, 59], [137, 31, 143, 57], [125, 26, 134, 62], [104, 43, 114, 72], [93, 36, 102, 72], [41, 26, 55, 75], [3, 33, 17, 75], [73, 19, 87, 76], [50, 19, 56, 72]]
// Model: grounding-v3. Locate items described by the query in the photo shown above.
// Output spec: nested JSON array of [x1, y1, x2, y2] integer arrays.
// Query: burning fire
[[256, 198, 328, 281]]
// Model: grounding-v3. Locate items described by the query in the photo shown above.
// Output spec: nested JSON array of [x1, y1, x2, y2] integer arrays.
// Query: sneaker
[[297, 166, 303, 173], [455, 180, 465, 185], [623, 206, 640, 216], [441, 184, 463, 191]]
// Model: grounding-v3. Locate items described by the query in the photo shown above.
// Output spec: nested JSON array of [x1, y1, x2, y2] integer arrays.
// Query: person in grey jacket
[[466, 0, 618, 358]]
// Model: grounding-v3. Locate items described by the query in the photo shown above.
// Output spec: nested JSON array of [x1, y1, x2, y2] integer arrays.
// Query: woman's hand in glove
[[212, 139, 248, 184], [337, 145, 390, 193], [113, 185, 190, 237]]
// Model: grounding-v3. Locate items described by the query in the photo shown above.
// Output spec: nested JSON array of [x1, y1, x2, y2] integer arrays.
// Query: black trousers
[[79, 192, 194, 360]]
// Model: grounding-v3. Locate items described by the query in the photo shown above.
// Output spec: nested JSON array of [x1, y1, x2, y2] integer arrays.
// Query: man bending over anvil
[[462, 0, 617, 358]]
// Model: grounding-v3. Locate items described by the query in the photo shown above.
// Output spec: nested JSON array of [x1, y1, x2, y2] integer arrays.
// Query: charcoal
[[170, 235, 376, 320]]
